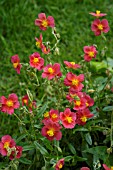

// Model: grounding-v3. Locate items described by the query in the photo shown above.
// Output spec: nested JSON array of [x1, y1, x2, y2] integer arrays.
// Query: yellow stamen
[[58, 163, 63, 169], [98, 24, 103, 30], [23, 99, 27, 104], [36, 41, 41, 48], [80, 116, 87, 122], [52, 113, 58, 119], [86, 102, 89, 107], [44, 112, 49, 118], [111, 167, 113, 170], [4, 142, 9, 149], [13, 62, 18, 68], [88, 51, 94, 57], [96, 10, 100, 15], [42, 20, 48, 27], [72, 79, 79, 86], [48, 68, 54, 74], [70, 62, 75, 65], [47, 129, 54, 136], [66, 116, 72, 123], [6, 100, 13, 107], [33, 57, 39, 63], [75, 100, 81, 106]]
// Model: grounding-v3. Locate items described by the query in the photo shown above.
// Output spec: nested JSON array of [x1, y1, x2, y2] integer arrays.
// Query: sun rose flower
[[22, 95, 36, 112], [83, 92, 94, 108], [89, 10, 107, 18], [76, 108, 94, 126], [60, 108, 76, 129], [35, 34, 43, 49], [29, 52, 44, 70], [83, 46, 97, 62], [41, 44, 50, 54], [91, 19, 110, 36], [80, 167, 90, 170], [64, 72, 84, 92], [49, 109, 60, 122], [42, 63, 62, 80], [55, 158, 64, 170], [22, 95, 29, 106], [35, 13, 55, 31], [64, 61, 81, 69], [11, 54, 22, 74], [41, 120, 62, 141], [103, 164, 113, 170], [0, 93, 20, 115], [10, 145, 23, 160]]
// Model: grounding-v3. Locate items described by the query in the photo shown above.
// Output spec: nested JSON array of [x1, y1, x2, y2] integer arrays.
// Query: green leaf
[[37, 103, 48, 118], [68, 143, 76, 154], [34, 141, 49, 156], [23, 144, 35, 151], [73, 127, 89, 133], [16, 134, 27, 143], [64, 156, 73, 162], [85, 133, 92, 145], [19, 157, 32, 165], [103, 106, 113, 111]]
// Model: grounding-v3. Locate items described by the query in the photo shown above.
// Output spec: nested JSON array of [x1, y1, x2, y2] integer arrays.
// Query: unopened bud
[[54, 47, 60, 55], [105, 84, 110, 90], [107, 147, 112, 154], [88, 89, 95, 93]]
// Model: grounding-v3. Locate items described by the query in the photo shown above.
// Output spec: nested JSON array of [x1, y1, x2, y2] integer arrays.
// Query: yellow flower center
[[75, 100, 81, 106], [33, 57, 39, 63], [72, 79, 79, 86], [88, 51, 94, 57], [47, 129, 54, 136], [96, 10, 100, 15], [23, 99, 27, 104], [80, 116, 87, 122], [4, 142, 9, 149], [36, 41, 41, 48], [58, 163, 63, 169], [70, 62, 75, 65], [66, 116, 72, 123], [42, 20, 48, 27], [98, 24, 103, 30], [48, 68, 54, 74], [111, 167, 113, 170], [52, 113, 58, 119], [44, 111, 49, 118], [6, 100, 13, 107], [86, 102, 89, 107], [13, 62, 18, 68]]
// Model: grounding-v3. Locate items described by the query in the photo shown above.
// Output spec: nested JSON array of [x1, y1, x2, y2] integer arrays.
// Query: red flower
[[83, 46, 97, 62], [0, 135, 16, 156], [35, 13, 55, 31], [41, 44, 50, 54], [41, 120, 62, 141], [0, 93, 20, 115], [76, 108, 94, 126], [60, 108, 76, 129], [103, 164, 113, 170], [10, 145, 23, 160], [42, 63, 62, 80], [89, 10, 107, 18], [49, 109, 60, 122], [83, 92, 94, 108], [80, 167, 90, 170], [11, 54, 22, 74], [55, 158, 64, 170], [35, 34, 43, 48], [22, 95, 29, 106], [29, 52, 44, 70], [73, 97, 86, 111], [22, 95, 36, 112], [91, 19, 110, 36], [64, 61, 81, 69], [64, 72, 84, 92]]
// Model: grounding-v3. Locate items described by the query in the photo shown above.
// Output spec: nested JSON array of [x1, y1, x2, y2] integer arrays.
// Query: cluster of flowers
[[0, 135, 22, 160], [81, 164, 113, 170]]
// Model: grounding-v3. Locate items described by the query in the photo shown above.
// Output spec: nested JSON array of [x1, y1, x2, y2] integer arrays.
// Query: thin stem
[[13, 113, 25, 126]]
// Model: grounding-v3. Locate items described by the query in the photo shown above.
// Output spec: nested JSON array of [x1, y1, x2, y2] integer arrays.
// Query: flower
[[83, 46, 97, 62], [83, 92, 94, 108], [10, 145, 23, 160], [42, 63, 62, 80], [41, 119, 62, 141], [60, 108, 76, 129], [0, 93, 20, 115], [64, 61, 81, 69], [29, 52, 44, 70], [64, 72, 84, 92], [91, 19, 110, 36], [35, 34, 43, 48], [80, 167, 90, 170], [76, 108, 94, 125], [103, 164, 113, 170], [49, 109, 60, 122], [35, 13, 55, 31], [55, 158, 64, 170], [41, 44, 50, 54], [11, 54, 22, 74], [22, 95, 29, 106], [89, 10, 107, 18], [22, 95, 36, 112]]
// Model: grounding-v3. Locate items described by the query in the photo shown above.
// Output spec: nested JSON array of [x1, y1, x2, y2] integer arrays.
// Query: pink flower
[[29, 52, 44, 70], [41, 119, 62, 141], [41, 44, 50, 54], [103, 164, 111, 170], [83, 46, 97, 62], [55, 158, 64, 170], [91, 19, 110, 36], [35, 34, 43, 49], [64, 72, 84, 92], [64, 61, 81, 69], [42, 63, 62, 80], [60, 108, 76, 129], [10, 146, 23, 160], [0, 93, 20, 115], [35, 13, 55, 31], [76, 108, 94, 126], [49, 109, 60, 122], [22, 95, 29, 106], [89, 10, 107, 18], [22, 95, 36, 112], [11, 54, 22, 74], [83, 92, 94, 108], [80, 167, 90, 170]]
